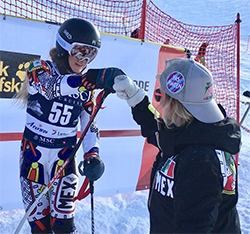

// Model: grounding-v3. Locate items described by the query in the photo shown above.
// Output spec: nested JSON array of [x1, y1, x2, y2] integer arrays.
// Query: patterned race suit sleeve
[[27, 60, 83, 99]]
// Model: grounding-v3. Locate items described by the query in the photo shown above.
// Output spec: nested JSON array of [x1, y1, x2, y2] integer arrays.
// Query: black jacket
[[132, 96, 241, 234]]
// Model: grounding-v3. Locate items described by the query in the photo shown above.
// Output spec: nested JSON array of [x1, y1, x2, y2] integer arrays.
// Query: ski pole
[[14, 89, 110, 234], [240, 90, 250, 125], [240, 102, 250, 125], [90, 181, 95, 234]]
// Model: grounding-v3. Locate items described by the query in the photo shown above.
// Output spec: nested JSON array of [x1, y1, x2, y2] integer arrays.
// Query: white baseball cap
[[160, 58, 224, 123]]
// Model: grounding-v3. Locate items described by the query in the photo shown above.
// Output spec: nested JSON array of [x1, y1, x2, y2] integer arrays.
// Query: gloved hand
[[113, 75, 145, 107], [83, 152, 105, 181], [81, 68, 126, 93]]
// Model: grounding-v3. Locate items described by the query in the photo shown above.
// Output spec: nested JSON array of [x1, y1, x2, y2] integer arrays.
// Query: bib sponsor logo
[[39, 136, 55, 145], [27, 122, 48, 134]]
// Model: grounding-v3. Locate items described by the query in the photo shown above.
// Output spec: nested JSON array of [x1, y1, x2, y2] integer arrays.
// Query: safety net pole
[[235, 13, 241, 166], [236, 13, 241, 124], [139, 0, 147, 40]]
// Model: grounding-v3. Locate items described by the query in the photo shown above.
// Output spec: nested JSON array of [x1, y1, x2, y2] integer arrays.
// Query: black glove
[[81, 67, 126, 92], [83, 152, 105, 181]]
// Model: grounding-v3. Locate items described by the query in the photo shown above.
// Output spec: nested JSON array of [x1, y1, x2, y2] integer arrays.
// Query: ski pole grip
[[243, 90, 250, 98]]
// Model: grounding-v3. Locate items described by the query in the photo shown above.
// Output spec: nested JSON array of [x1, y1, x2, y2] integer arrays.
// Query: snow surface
[[0, 0, 249, 233]]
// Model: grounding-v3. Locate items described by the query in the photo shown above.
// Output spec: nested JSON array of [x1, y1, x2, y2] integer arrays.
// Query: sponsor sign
[[0, 50, 40, 98]]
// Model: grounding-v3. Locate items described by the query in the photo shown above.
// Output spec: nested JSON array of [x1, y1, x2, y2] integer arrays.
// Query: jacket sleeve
[[174, 146, 223, 233], [131, 96, 159, 147], [27, 60, 83, 99]]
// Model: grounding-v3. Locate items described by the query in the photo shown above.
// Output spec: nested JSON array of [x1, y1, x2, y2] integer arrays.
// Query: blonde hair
[[159, 92, 193, 128], [13, 72, 29, 108]]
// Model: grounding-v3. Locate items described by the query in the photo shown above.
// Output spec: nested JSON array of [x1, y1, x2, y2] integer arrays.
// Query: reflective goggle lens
[[70, 44, 98, 62]]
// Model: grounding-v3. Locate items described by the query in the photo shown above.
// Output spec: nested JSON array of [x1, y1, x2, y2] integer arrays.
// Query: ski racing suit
[[19, 60, 99, 233], [132, 96, 241, 234]]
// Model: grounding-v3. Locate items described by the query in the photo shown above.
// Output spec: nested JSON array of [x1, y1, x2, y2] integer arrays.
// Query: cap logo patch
[[166, 71, 185, 93], [204, 81, 213, 100]]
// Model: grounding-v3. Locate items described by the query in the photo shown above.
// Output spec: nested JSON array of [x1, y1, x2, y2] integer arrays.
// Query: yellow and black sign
[[0, 50, 40, 98]]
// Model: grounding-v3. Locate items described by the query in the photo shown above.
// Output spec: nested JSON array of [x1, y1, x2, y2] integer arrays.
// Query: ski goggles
[[56, 32, 98, 63], [70, 43, 98, 62]]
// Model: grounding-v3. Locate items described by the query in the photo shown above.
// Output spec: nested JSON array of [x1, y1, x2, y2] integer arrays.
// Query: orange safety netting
[[145, 2, 238, 121], [0, 0, 240, 122]]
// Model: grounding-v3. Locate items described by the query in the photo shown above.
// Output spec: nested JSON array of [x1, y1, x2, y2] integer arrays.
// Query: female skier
[[110, 58, 241, 233], [15, 18, 123, 233]]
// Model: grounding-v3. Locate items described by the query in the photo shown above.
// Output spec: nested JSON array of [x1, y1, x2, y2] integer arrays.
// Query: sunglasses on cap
[[154, 88, 165, 102], [70, 43, 98, 62]]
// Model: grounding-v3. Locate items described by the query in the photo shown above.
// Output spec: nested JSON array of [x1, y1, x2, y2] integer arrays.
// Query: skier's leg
[[19, 139, 52, 233], [49, 147, 79, 234]]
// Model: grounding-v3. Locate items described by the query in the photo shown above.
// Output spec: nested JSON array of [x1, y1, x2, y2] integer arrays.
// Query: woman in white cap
[[112, 58, 241, 233]]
